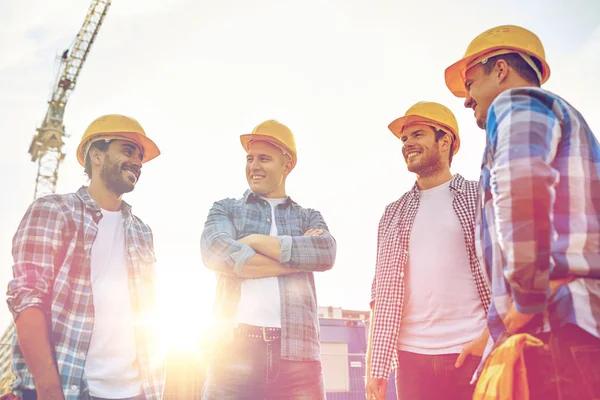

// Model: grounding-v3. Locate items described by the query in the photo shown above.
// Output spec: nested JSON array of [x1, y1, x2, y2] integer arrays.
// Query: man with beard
[[445, 25, 600, 398], [7, 115, 165, 400], [200, 120, 336, 399], [366, 102, 491, 400]]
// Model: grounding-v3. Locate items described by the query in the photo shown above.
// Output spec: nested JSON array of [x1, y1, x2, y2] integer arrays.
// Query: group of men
[[5, 23, 600, 400]]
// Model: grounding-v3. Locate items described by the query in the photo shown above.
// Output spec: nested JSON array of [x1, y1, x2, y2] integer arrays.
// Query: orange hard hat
[[388, 101, 460, 155], [240, 120, 297, 169], [76, 114, 160, 167], [445, 25, 550, 97]]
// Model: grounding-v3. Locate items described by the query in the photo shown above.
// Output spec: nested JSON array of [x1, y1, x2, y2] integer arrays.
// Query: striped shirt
[[369, 174, 491, 379], [200, 190, 337, 361], [7, 187, 165, 400], [477, 87, 600, 341]]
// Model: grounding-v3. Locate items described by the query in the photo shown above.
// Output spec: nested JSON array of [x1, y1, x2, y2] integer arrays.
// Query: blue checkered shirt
[[200, 190, 337, 361], [7, 187, 165, 400], [477, 87, 600, 341]]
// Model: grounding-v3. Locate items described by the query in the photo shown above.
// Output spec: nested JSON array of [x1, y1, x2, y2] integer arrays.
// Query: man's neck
[[87, 180, 122, 211], [416, 168, 453, 190]]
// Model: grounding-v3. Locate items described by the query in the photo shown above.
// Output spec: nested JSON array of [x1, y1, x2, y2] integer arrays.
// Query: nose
[[464, 94, 474, 109], [249, 158, 261, 171], [132, 156, 142, 168]]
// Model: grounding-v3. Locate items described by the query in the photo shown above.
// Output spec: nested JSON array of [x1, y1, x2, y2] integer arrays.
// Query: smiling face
[[400, 124, 448, 176], [93, 140, 143, 196], [463, 63, 505, 129], [245, 140, 292, 198]]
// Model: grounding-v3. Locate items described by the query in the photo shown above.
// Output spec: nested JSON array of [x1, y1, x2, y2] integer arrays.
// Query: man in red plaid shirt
[[7, 115, 165, 400], [366, 102, 491, 400]]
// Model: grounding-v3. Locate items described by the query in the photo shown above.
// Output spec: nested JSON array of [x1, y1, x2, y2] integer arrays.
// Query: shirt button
[[264, 201, 268, 206], [96, 212, 101, 217], [79, 352, 85, 358], [71, 385, 78, 391], [400, 272, 405, 278], [86, 317, 92, 323], [266, 218, 271, 222]]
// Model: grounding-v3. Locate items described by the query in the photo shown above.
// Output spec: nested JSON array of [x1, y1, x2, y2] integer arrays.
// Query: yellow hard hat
[[388, 101, 460, 155], [76, 114, 160, 167], [240, 120, 297, 169], [445, 25, 550, 97]]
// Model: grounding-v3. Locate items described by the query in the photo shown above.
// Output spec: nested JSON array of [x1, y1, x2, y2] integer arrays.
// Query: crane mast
[[28, 0, 111, 199]]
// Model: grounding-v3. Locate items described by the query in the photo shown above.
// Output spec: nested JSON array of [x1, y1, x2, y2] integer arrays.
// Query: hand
[[455, 330, 488, 368], [303, 229, 323, 236], [365, 377, 387, 400], [503, 306, 535, 334]]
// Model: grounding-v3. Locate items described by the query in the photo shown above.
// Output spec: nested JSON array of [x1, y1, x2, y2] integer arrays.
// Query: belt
[[236, 323, 281, 342]]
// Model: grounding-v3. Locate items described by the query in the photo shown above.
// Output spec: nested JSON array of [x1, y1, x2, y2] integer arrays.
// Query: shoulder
[[25, 192, 77, 218], [384, 191, 412, 213], [489, 87, 559, 123]]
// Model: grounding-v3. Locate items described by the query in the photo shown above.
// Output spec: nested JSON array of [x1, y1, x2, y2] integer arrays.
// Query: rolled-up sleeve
[[488, 89, 561, 314], [277, 209, 336, 272], [201, 201, 257, 275], [7, 198, 64, 321]]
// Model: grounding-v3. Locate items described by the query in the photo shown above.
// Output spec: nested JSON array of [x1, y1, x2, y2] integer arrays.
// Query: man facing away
[[366, 102, 491, 400], [7, 115, 165, 400], [200, 120, 337, 399], [445, 24, 600, 398]]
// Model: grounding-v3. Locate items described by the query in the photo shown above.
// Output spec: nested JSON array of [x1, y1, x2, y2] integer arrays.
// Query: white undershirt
[[85, 209, 141, 398], [397, 180, 487, 354], [235, 197, 286, 328]]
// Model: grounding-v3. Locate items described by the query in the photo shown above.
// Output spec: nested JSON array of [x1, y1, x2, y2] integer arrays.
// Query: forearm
[[366, 305, 375, 378], [15, 307, 63, 398], [278, 234, 336, 272], [237, 253, 302, 278], [240, 234, 281, 260]]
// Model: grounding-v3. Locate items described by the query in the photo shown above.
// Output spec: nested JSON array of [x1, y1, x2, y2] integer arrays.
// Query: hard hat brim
[[76, 131, 161, 167], [240, 133, 297, 169], [388, 115, 460, 155], [445, 47, 551, 98]]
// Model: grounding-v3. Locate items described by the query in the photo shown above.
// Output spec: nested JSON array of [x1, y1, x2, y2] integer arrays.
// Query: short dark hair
[[434, 128, 454, 166], [482, 53, 542, 86], [84, 139, 111, 179]]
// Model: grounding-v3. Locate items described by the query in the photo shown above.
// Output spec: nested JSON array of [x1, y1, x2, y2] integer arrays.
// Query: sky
[[0, 0, 599, 347]]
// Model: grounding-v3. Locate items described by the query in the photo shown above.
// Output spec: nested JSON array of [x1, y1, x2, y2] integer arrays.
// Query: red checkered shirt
[[369, 174, 491, 379]]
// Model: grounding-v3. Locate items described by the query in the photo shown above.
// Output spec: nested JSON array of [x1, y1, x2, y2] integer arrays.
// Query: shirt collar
[[242, 189, 297, 206], [408, 173, 467, 197], [75, 186, 133, 220]]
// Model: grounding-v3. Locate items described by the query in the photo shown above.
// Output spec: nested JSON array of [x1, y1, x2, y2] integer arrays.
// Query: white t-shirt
[[84, 209, 142, 398], [235, 197, 287, 328], [397, 180, 487, 354]]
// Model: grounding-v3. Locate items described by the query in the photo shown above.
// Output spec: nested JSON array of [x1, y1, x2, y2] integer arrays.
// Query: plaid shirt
[[7, 187, 165, 400], [477, 87, 600, 341], [369, 174, 491, 379], [200, 190, 336, 361]]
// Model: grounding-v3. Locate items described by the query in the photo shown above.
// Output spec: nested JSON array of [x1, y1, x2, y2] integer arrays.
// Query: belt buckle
[[262, 327, 274, 342]]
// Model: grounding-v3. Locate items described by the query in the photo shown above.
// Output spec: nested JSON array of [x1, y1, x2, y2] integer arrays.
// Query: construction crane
[[28, 0, 111, 199]]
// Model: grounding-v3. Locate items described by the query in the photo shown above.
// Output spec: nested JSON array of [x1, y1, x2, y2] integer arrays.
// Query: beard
[[407, 149, 444, 177], [100, 160, 138, 196]]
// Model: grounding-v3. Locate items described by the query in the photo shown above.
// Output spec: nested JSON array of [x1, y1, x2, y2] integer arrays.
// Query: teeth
[[252, 175, 263, 179], [407, 152, 420, 160]]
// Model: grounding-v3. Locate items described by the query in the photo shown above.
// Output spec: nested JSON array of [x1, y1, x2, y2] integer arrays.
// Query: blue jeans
[[21, 390, 144, 400], [395, 351, 480, 400], [525, 324, 600, 399], [202, 337, 325, 399]]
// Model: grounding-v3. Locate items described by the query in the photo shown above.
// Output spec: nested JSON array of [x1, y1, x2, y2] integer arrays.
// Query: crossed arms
[[200, 201, 336, 278]]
